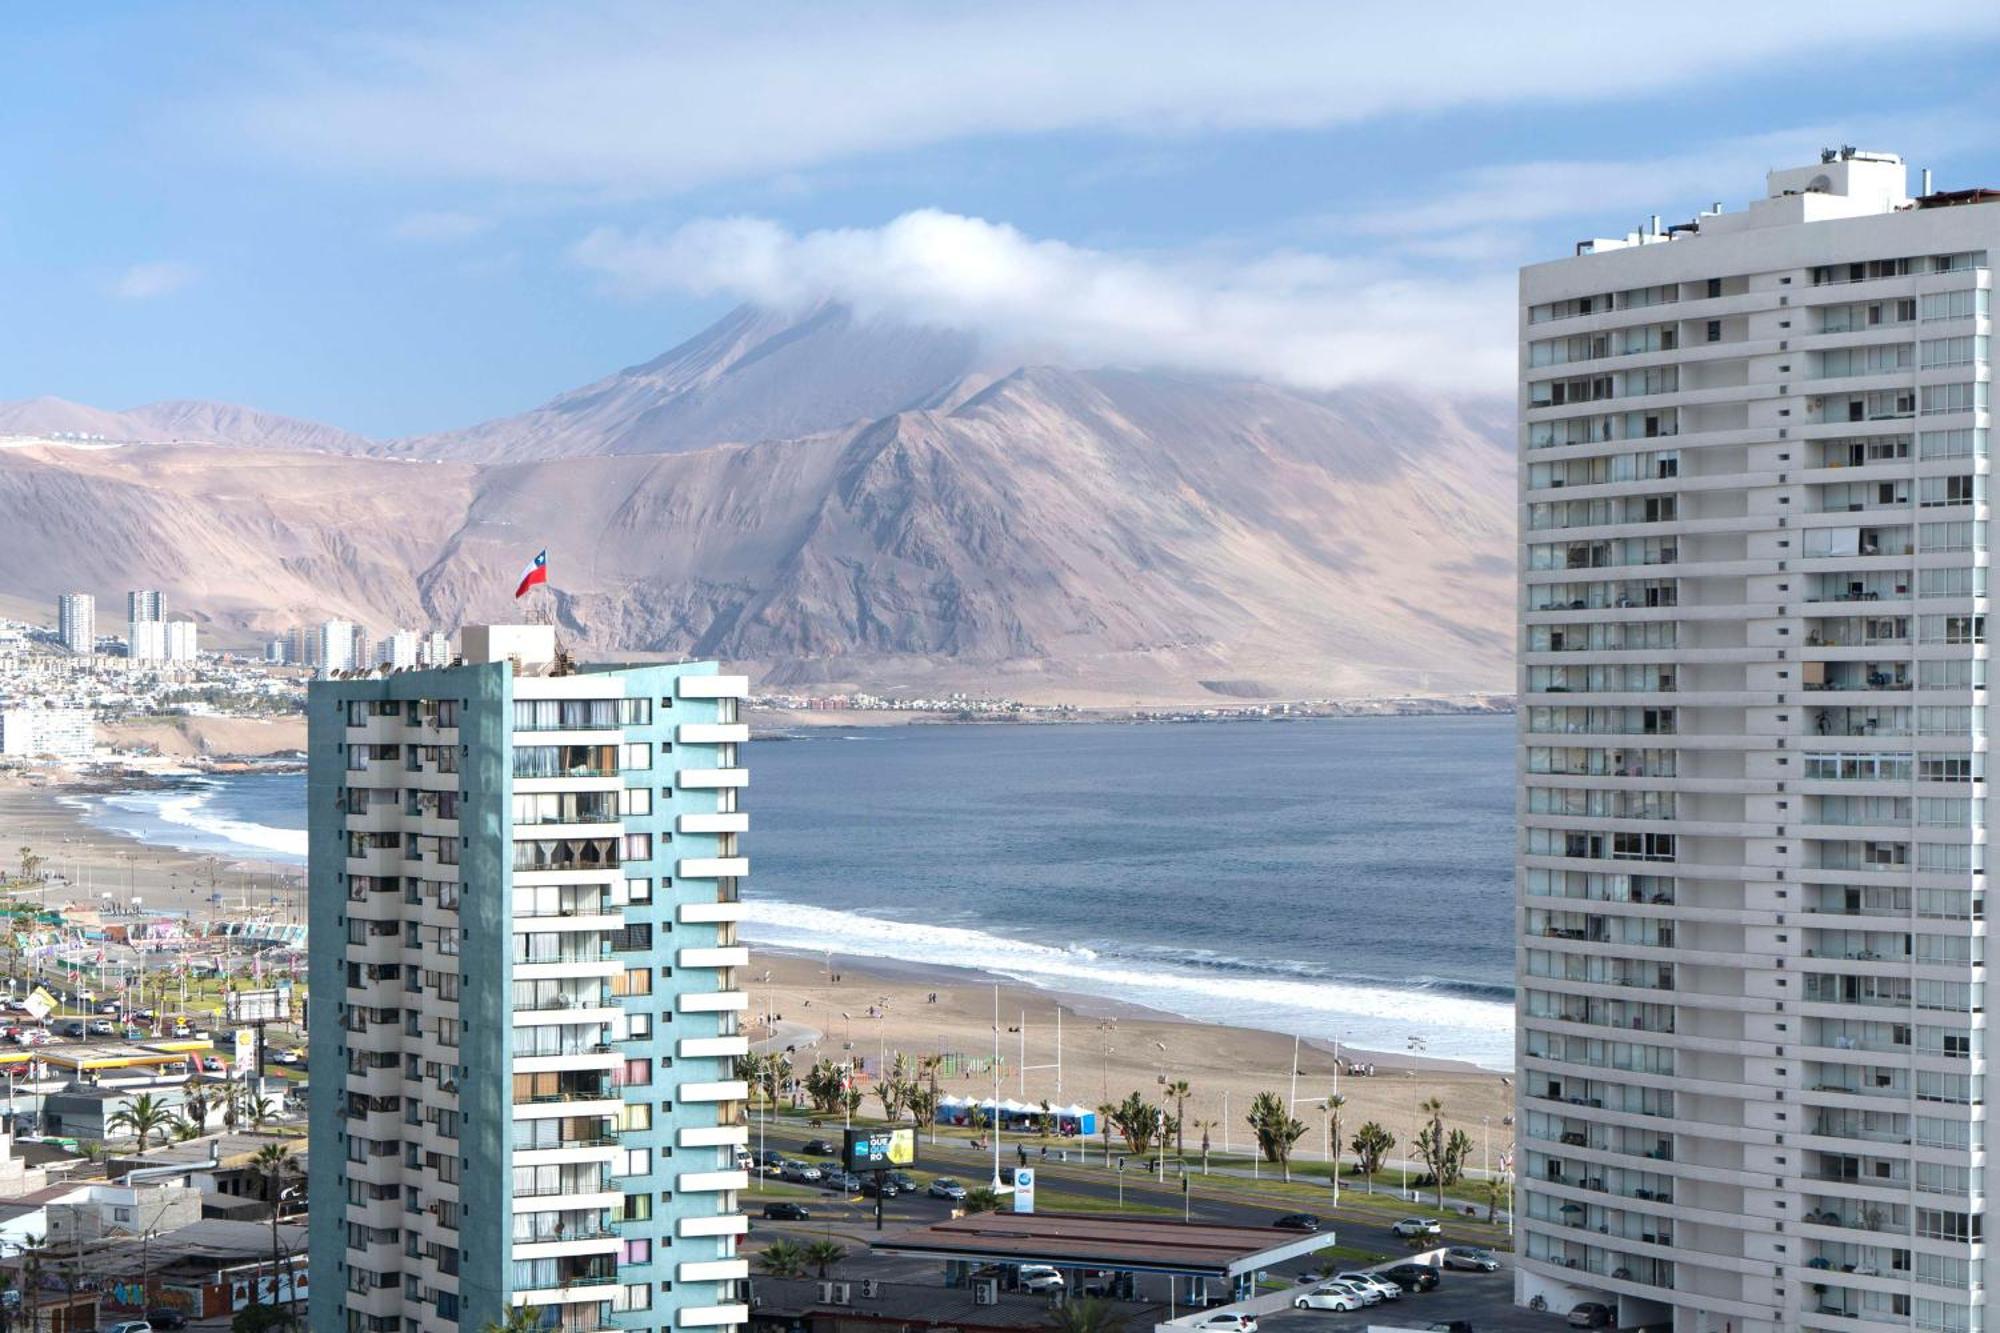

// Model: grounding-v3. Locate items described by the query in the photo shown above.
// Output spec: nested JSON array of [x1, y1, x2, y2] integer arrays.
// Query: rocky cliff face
[[0, 307, 1514, 702]]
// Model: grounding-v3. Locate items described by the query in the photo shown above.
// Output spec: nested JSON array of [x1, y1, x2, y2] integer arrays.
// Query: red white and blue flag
[[515, 549, 549, 599]]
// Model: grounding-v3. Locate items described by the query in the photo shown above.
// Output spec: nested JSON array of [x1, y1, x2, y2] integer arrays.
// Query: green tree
[[1442, 1128, 1474, 1189], [1246, 1090, 1306, 1181], [1324, 1092, 1348, 1181], [15, 849, 42, 887], [252, 1142, 298, 1314], [169, 1115, 202, 1142], [1351, 1121, 1395, 1191], [1412, 1097, 1458, 1208], [801, 1237, 846, 1278], [1192, 1117, 1218, 1173], [1043, 1297, 1129, 1332], [476, 1309, 545, 1333], [757, 1238, 808, 1278], [18, 1232, 44, 1333], [1109, 1091, 1166, 1156], [1095, 1102, 1116, 1161], [962, 1185, 1003, 1214], [108, 1092, 174, 1158], [1166, 1079, 1191, 1161]]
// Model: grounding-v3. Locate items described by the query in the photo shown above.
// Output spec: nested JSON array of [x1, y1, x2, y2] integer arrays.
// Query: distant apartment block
[[319, 619, 356, 674], [378, 629, 420, 670], [127, 589, 164, 625], [56, 592, 94, 654], [1517, 150, 1991, 1332], [306, 624, 751, 1331], [0, 707, 94, 760], [130, 618, 198, 664]]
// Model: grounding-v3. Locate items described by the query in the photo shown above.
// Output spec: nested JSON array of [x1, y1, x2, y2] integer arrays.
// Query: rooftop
[[747, 1275, 1149, 1330], [868, 1210, 1335, 1278]]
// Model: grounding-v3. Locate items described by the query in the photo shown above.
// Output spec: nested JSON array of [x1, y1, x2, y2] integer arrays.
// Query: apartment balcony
[[677, 1124, 750, 1150], [678, 1079, 749, 1103], [678, 990, 748, 1013], [678, 946, 749, 970], [679, 811, 749, 835], [677, 767, 748, 789], [679, 899, 746, 925], [677, 856, 748, 879], [677, 1259, 750, 1284], [515, 1050, 623, 1076], [677, 1213, 749, 1239], [675, 674, 748, 699], [677, 722, 749, 744], [677, 1306, 752, 1330], [677, 1036, 749, 1060], [676, 1168, 749, 1194]]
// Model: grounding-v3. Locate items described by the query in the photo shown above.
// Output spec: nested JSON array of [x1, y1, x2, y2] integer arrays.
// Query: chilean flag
[[514, 549, 549, 599]]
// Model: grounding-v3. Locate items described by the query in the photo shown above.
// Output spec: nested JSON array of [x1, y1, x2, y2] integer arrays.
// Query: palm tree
[[1192, 1117, 1218, 1173], [1324, 1092, 1347, 1182], [1166, 1079, 1191, 1162], [183, 1081, 212, 1131], [1351, 1121, 1395, 1193], [1413, 1096, 1448, 1208], [801, 1238, 845, 1278], [962, 1186, 1003, 1214], [169, 1115, 201, 1142], [477, 1307, 546, 1333], [1043, 1297, 1128, 1332], [17, 1232, 44, 1333], [247, 1093, 278, 1131], [107, 1092, 173, 1158], [757, 1238, 808, 1278], [1095, 1102, 1116, 1162], [1246, 1090, 1306, 1181], [253, 1143, 298, 1309]]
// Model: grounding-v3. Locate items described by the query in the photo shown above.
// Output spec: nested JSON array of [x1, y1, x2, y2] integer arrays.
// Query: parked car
[[1442, 1245, 1500, 1272], [824, 1170, 863, 1192], [801, 1138, 839, 1156], [275, 1048, 304, 1065], [1017, 1264, 1065, 1293], [1426, 1323, 1476, 1333], [97, 1003, 119, 1016], [1568, 1303, 1616, 1329], [103, 1322, 154, 1333], [1191, 1316, 1259, 1332], [146, 1312, 190, 1331], [199, 1056, 226, 1073], [928, 1177, 967, 1200], [1381, 1262, 1442, 1292], [1336, 1271, 1403, 1301], [761, 1202, 810, 1221], [778, 1160, 822, 1183], [1392, 1216, 1443, 1238], [886, 1170, 918, 1192], [1293, 1283, 1365, 1312], [859, 1176, 901, 1198], [87, 1020, 115, 1036], [1272, 1212, 1320, 1232]]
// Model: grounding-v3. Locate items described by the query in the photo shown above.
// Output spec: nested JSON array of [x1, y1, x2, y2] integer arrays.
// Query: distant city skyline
[[6, 3, 2000, 436]]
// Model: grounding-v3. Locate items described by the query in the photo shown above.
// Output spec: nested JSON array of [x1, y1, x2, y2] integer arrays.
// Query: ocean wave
[[738, 898, 1515, 1069], [90, 783, 308, 863]]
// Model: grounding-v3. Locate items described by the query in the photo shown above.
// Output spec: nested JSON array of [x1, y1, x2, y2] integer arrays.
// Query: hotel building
[[1517, 150, 1992, 1331], [307, 624, 750, 1332]]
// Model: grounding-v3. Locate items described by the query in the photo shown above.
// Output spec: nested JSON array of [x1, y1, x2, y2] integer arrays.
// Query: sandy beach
[[0, 769, 1515, 1162], [743, 949, 1515, 1165]]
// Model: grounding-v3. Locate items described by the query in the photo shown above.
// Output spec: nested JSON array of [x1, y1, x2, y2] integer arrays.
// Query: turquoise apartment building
[[307, 625, 750, 1332]]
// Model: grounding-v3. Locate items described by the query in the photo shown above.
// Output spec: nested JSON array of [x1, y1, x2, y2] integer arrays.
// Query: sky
[[5, 1, 2000, 438]]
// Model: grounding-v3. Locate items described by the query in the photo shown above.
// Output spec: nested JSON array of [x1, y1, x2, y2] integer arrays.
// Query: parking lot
[[1259, 1266, 1569, 1332]]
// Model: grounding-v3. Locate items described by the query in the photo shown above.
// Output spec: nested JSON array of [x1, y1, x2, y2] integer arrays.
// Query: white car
[[1392, 1216, 1443, 1237], [928, 1177, 967, 1200], [1336, 1271, 1403, 1301], [1293, 1283, 1365, 1312], [1017, 1264, 1065, 1293], [1192, 1316, 1258, 1332]]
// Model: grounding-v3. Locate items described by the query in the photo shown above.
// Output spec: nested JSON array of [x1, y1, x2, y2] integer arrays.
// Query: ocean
[[71, 715, 1518, 1067]]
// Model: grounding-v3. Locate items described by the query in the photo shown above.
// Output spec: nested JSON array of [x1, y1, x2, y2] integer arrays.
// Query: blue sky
[[6, 2, 2000, 437]]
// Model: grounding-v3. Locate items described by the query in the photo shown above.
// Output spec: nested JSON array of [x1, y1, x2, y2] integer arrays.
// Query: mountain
[[0, 307, 1515, 702], [389, 303, 993, 462], [0, 395, 376, 454]]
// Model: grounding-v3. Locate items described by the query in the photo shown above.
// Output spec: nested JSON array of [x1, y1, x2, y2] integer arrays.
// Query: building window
[[626, 878, 653, 905], [622, 743, 652, 771], [624, 1058, 652, 1086]]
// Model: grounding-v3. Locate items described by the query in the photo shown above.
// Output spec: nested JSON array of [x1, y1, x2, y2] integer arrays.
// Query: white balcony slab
[[677, 1125, 750, 1148], [676, 675, 749, 699], [677, 1036, 750, 1059], [677, 1259, 750, 1283], [678, 1079, 749, 1102], [677, 1214, 749, 1238], [676, 857, 748, 879], [677, 946, 749, 969], [678, 900, 745, 924], [678, 812, 749, 834], [677, 991, 748, 1012], [677, 723, 750, 744], [677, 768, 748, 789], [677, 1169, 749, 1192]]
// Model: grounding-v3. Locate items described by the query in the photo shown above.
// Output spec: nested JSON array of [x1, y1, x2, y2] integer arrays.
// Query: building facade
[[1517, 150, 1991, 1332], [319, 619, 356, 674], [56, 592, 94, 655], [131, 618, 199, 663], [307, 624, 750, 1333], [127, 589, 164, 625], [0, 707, 94, 760]]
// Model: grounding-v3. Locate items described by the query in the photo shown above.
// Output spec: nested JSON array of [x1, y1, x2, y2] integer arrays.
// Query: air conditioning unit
[[860, 1279, 879, 1299], [973, 1278, 999, 1306], [816, 1280, 851, 1305]]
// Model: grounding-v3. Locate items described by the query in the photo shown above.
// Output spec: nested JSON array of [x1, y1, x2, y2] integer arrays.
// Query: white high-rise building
[[1517, 149, 1990, 1332], [377, 628, 420, 669], [127, 589, 164, 625], [56, 593, 94, 655], [0, 708, 94, 760], [129, 618, 198, 664], [418, 630, 452, 667], [318, 618, 355, 673], [307, 625, 750, 1329]]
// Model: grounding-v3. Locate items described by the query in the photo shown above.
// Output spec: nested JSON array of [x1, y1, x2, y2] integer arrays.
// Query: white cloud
[[573, 210, 1517, 391], [226, 1, 2000, 193], [109, 261, 198, 300], [390, 210, 493, 242]]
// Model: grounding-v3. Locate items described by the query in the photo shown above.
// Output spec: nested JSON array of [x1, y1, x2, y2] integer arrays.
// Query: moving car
[[146, 1312, 190, 1331], [1380, 1262, 1442, 1292], [928, 1177, 968, 1200], [1017, 1264, 1065, 1293], [823, 1170, 863, 1192], [275, 1048, 304, 1065], [86, 1020, 115, 1036], [779, 1160, 822, 1183], [1335, 1271, 1403, 1301], [859, 1176, 901, 1198], [761, 1202, 810, 1221], [1568, 1303, 1616, 1329], [801, 1138, 839, 1156], [1293, 1283, 1365, 1312], [1442, 1245, 1500, 1272], [1392, 1216, 1443, 1238], [1272, 1212, 1321, 1231], [1191, 1315, 1259, 1332]]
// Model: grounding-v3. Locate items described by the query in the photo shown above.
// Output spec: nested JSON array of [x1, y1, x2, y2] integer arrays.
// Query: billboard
[[226, 988, 290, 1023], [1012, 1166, 1036, 1213], [844, 1126, 917, 1172], [21, 988, 56, 1021], [233, 1028, 256, 1075]]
